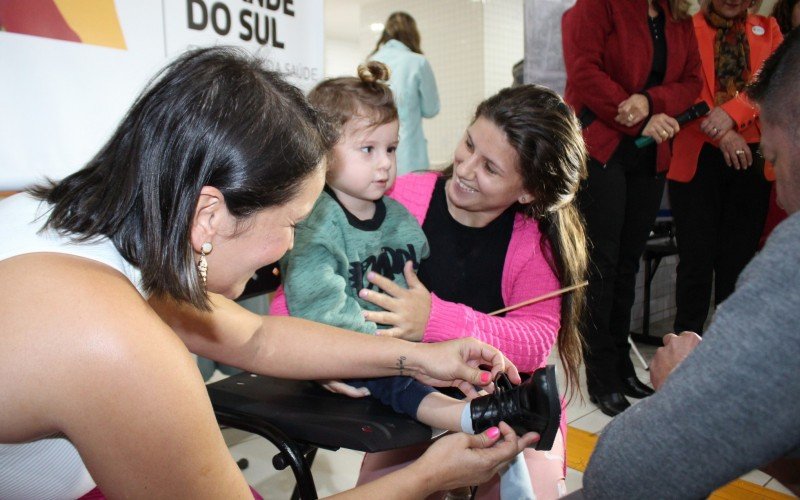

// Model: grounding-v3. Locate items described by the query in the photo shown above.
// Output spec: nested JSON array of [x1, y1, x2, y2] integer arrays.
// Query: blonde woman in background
[[370, 11, 440, 174]]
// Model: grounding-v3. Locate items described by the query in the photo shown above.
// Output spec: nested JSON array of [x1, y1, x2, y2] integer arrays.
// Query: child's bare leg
[[414, 392, 471, 433]]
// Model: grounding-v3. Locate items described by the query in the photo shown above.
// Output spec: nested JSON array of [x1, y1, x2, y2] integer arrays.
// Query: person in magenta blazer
[[668, 0, 783, 336], [562, 0, 702, 417]]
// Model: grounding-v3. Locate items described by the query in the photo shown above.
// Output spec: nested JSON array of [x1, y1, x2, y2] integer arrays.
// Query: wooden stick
[[488, 281, 589, 316]]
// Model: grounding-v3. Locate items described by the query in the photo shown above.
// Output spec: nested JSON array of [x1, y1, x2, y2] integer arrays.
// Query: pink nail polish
[[480, 372, 491, 384], [359, 289, 368, 298], [367, 271, 376, 280], [486, 427, 500, 440]]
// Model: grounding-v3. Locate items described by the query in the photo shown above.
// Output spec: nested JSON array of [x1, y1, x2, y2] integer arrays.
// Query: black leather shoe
[[589, 392, 630, 417], [621, 376, 655, 399], [470, 365, 561, 450]]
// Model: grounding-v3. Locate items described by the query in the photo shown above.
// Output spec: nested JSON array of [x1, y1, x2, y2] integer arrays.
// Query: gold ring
[[735, 150, 745, 155], [712, 127, 719, 133], [628, 113, 634, 121], [661, 130, 669, 138]]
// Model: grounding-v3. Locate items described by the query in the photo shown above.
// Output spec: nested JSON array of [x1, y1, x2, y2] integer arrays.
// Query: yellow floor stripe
[[566, 426, 794, 499], [565, 426, 597, 472]]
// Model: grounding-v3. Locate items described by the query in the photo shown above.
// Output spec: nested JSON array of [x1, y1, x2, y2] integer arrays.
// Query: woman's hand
[[410, 423, 540, 493], [318, 380, 371, 398], [718, 130, 752, 170], [700, 107, 735, 140], [615, 93, 649, 127], [410, 338, 521, 398], [642, 113, 680, 144], [360, 261, 431, 341]]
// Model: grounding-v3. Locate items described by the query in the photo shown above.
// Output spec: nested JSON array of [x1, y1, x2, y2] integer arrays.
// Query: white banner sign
[[0, 0, 323, 190]]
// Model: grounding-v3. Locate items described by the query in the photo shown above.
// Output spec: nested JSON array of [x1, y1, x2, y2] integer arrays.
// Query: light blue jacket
[[371, 40, 440, 174]]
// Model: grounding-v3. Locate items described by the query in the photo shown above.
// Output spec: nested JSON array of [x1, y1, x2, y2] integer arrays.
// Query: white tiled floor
[[211, 335, 797, 498]]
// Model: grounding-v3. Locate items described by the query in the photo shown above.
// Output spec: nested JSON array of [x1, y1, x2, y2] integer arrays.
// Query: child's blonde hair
[[308, 61, 397, 135]]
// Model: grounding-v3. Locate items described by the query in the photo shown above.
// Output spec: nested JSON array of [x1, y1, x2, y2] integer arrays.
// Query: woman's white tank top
[[0, 193, 144, 499]]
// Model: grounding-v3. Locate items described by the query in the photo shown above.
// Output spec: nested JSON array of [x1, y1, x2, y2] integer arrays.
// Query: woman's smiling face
[[445, 116, 530, 227]]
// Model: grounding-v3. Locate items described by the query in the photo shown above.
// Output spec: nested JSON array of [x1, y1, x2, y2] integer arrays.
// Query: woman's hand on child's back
[[361, 261, 431, 341]]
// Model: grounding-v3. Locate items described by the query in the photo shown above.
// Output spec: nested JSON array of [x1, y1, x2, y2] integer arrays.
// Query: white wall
[[325, 38, 362, 77], [484, 0, 525, 98], [324, 0, 364, 78]]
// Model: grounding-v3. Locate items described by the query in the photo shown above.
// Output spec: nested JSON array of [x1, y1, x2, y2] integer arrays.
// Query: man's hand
[[651, 331, 702, 390]]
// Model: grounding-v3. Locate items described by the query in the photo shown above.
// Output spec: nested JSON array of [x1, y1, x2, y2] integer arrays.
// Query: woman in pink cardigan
[[356, 85, 588, 499]]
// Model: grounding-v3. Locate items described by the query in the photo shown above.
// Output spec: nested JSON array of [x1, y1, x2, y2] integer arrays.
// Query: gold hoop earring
[[197, 242, 213, 289]]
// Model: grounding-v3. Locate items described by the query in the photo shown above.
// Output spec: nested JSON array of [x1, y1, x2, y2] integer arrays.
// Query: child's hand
[[317, 379, 371, 398]]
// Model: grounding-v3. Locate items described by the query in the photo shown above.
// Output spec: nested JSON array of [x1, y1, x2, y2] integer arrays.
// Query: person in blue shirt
[[370, 12, 440, 174]]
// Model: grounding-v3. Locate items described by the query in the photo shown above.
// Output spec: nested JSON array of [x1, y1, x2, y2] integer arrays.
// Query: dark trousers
[[578, 148, 665, 395], [669, 143, 771, 334], [348, 376, 435, 418]]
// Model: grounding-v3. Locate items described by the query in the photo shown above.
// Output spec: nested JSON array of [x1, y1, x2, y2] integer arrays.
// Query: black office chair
[[630, 220, 679, 345], [208, 373, 439, 499], [208, 264, 438, 499]]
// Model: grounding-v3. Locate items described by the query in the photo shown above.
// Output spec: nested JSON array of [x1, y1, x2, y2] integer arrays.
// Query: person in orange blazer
[[668, 0, 783, 335]]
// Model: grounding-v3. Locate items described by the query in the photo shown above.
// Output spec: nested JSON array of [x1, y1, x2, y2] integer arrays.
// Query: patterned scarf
[[705, 4, 751, 105]]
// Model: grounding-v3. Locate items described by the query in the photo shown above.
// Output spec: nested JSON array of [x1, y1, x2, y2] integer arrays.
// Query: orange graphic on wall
[[0, 0, 126, 49]]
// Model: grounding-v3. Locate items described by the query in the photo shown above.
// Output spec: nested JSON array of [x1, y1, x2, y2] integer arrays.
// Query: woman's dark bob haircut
[[30, 46, 336, 309]]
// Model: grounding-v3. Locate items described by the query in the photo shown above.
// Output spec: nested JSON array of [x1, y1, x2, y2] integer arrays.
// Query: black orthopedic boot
[[469, 365, 561, 450]]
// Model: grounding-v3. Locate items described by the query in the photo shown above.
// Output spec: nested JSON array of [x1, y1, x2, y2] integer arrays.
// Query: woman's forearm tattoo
[[396, 355, 407, 375]]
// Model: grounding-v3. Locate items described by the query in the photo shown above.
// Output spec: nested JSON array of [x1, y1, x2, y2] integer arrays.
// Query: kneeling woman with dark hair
[[0, 47, 534, 499]]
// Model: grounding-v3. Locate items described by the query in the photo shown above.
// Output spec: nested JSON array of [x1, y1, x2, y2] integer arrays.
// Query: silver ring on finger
[[735, 149, 745, 155]]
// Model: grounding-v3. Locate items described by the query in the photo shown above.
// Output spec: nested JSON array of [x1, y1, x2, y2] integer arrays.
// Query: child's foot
[[469, 365, 560, 450]]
